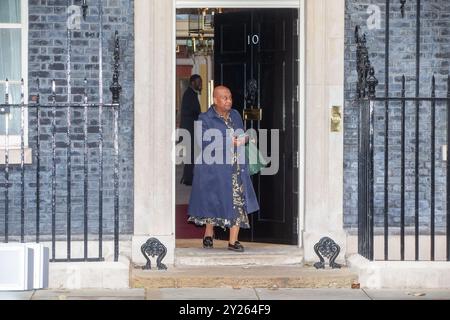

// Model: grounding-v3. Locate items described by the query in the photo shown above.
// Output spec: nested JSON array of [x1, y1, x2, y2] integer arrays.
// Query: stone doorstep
[[131, 266, 358, 289], [175, 250, 304, 267], [174, 240, 305, 267]]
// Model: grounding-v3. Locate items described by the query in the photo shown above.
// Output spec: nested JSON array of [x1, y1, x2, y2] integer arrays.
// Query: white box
[[0, 244, 34, 291]]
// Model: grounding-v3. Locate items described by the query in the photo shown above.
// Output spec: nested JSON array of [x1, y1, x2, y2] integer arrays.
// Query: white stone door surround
[[133, 0, 345, 265]]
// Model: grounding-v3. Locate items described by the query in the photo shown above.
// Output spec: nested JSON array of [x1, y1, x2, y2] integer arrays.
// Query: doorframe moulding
[[175, 0, 300, 8], [173, 0, 306, 247]]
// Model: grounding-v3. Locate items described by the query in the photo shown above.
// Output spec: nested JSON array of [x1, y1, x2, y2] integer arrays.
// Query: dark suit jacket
[[179, 87, 201, 136]]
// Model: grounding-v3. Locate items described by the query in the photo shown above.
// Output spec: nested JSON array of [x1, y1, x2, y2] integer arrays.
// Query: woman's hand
[[232, 136, 247, 147]]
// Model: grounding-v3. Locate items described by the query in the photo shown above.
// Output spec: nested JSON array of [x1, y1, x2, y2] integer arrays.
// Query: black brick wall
[[0, 0, 134, 239], [345, 0, 450, 232]]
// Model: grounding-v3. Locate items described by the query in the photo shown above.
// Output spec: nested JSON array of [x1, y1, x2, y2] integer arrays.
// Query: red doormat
[[176, 204, 204, 239]]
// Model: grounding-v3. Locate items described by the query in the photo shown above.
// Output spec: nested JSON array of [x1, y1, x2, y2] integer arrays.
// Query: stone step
[[174, 240, 304, 266], [131, 265, 358, 289]]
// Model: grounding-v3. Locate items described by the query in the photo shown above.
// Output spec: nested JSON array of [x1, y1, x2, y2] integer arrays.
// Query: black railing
[[0, 32, 122, 263], [355, 0, 450, 261]]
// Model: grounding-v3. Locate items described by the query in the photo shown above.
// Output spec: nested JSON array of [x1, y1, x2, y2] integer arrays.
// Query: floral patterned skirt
[[188, 160, 250, 230]]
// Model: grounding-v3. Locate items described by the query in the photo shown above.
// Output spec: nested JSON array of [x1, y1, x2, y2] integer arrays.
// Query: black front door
[[214, 9, 299, 245]]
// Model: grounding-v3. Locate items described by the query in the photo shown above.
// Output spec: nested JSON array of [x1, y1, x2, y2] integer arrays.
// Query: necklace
[[213, 106, 230, 120]]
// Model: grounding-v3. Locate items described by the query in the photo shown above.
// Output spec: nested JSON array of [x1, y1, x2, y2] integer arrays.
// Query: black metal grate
[[0, 31, 122, 263], [356, 0, 450, 261]]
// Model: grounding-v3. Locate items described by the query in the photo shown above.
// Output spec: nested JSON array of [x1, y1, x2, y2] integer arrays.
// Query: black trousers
[[181, 163, 194, 185], [181, 137, 195, 185]]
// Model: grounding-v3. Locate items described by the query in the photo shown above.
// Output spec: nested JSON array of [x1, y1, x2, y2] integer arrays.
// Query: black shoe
[[180, 178, 192, 186], [228, 241, 244, 252], [203, 236, 213, 249], [180, 177, 192, 186]]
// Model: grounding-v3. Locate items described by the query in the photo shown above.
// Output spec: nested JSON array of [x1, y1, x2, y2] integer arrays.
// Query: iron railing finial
[[448, 74, 450, 98], [355, 25, 378, 99], [5, 78, 9, 105], [83, 78, 88, 104], [355, 25, 360, 44], [431, 75, 436, 98], [36, 78, 40, 104], [51, 79, 56, 103], [110, 31, 122, 104], [82, 0, 88, 20], [367, 67, 379, 98], [400, 0, 407, 18]]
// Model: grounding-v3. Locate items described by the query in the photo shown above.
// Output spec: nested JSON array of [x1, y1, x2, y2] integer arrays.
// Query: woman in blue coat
[[188, 86, 259, 252]]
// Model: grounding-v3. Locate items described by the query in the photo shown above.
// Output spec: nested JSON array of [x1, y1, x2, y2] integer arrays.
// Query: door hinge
[[295, 85, 300, 102], [294, 151, 300, 169], [294, 19, 299, 36]]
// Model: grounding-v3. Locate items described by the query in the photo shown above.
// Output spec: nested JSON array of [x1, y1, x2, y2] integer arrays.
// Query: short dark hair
[[190, 74, 202, 83]]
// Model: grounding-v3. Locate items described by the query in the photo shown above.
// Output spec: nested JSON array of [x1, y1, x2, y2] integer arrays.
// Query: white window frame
[[0, 0, 29, 149]]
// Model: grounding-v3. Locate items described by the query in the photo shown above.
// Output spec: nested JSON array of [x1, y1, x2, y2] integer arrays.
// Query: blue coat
[[188, 107, 259, 220]]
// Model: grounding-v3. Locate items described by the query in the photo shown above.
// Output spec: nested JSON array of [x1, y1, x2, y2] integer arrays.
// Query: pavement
[[1, 288, 450, 300]]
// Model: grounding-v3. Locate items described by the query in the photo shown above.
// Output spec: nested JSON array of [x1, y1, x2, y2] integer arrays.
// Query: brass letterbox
[[331, 106, 342, 132], [243, 108, 263, 121]]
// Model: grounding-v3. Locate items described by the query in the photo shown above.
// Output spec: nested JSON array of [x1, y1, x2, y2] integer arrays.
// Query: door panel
[[214, 9, 298, 245], [257, 19, 286, 52], [258, 61, 286, 223], [219, 63, 247, 115], [220, 24, 248, 54], [215, 11, 252, 116], [252, 9, 296, 244]]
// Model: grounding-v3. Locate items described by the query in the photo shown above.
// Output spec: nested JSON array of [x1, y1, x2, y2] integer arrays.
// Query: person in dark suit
[[180, 74, 203, 186]]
